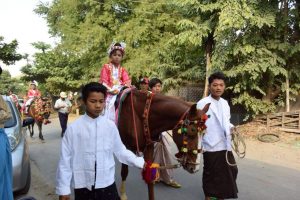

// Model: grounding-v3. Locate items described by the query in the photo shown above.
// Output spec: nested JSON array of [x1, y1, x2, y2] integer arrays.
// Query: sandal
[[163, 181, 181, 188]]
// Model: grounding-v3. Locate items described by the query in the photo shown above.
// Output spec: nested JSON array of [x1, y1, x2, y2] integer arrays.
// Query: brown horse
[[27, 97, 52, 140], [117, 89, 209, 200]]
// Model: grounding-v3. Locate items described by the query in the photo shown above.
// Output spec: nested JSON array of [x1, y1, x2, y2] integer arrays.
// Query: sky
[[0, 0, 55, 77]]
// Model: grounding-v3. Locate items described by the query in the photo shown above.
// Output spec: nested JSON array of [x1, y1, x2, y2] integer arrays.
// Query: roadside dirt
[[236, 121, 300, 170]]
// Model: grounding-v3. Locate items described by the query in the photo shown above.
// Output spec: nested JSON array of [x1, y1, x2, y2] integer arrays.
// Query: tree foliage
[[0, 36, 22, 65], [0, 70, 26, 95], [21, 0, 300, 118]]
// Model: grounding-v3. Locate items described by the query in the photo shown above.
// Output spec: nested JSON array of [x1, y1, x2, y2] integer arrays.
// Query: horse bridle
[[173, 108, 208, 165]]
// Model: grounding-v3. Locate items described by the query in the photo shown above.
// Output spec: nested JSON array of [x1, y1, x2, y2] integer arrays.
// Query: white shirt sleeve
[[111, 125, 144, 168], [54, 99, 60, 109], [56, 127, 73, 195]]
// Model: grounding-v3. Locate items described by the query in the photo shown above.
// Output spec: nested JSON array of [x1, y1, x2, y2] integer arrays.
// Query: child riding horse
[[27, 97, 51, 140]]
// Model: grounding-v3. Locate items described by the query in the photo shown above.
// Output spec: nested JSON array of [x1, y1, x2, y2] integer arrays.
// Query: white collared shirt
[[54, 98, 72, 114], [197, 95, 234, 152], [211, 97, 223, 127], [56, 114, 144, 195]]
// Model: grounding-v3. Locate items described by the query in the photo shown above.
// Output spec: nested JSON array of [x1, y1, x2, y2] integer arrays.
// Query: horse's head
[[172, 103, 210, 173]]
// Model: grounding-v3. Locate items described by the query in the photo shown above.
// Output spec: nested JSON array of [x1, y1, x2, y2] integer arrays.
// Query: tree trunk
[[202, 33, 214, 98], [286, 73, 290, 112], [283, 0, 290, 112]]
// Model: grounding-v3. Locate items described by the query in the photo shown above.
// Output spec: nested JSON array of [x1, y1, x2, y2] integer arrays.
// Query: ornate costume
[[27, 89, 41, 99], [99, 42, 131, 122], [25, 81, 41, 108], [99, 63, 131, 89]]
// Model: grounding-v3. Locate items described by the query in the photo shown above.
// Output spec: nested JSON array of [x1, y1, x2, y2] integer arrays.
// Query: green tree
[[21, 42, 86, 95], [213, 0, 300, 117], [30, 0, 300, 119], [0, 36, 22, 65], [0, 70, 25, 95], [169, 0, 300, 118], [33, 0, 182, 89]]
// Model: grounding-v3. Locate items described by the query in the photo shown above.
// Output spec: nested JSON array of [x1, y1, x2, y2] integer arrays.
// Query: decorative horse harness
[[173, 111, 209, 165], [130, 90, 209, 165]]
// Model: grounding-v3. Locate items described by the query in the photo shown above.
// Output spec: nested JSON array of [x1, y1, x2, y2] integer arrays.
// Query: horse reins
[[130, 90, 156, 154], [130, 90, 141, 153], [142, 92, 155, 146]]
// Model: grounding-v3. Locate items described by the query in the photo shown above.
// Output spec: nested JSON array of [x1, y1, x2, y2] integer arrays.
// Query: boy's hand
[[59, 195, 70, 200]]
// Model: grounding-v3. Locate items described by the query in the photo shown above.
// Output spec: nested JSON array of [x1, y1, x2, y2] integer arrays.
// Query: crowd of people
[[0, 42, 238, 200]]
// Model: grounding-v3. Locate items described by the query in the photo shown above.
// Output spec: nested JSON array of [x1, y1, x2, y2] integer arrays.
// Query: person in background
[[149, 78, 181, 188], [139, 77, 149, 93], [56, 82, 145, 200], [8, 90, 19, 109], [54, 92, 72, 137], [196, 72, 238, 200], [0, 65, 14, 200]]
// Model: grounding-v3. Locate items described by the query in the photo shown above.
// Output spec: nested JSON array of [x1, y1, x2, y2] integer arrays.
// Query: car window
[[4, 101, 17, 128]]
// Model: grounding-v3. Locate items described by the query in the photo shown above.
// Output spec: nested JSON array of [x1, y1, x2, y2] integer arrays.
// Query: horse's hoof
[[120, 194, 128, 200]]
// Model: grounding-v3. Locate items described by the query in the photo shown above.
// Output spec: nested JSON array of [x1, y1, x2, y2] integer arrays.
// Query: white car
[[3, 95, 31, 194]]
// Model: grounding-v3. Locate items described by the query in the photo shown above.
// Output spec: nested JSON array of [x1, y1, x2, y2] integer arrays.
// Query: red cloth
[[99, 63, 131, 88], [27, 89, 41, 98]]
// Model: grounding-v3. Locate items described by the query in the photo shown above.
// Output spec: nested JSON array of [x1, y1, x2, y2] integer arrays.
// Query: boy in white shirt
[[197, 72, 238, 200], [56, 82, 145, 200]]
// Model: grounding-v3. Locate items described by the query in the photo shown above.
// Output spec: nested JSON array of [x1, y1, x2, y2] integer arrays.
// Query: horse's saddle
[[114, 87, 134, 124]]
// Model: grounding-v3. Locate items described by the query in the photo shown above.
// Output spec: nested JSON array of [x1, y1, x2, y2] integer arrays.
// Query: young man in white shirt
[[56, 82, 145, 200], [197, 72, 238, 200], [54, 92, 72, 137]]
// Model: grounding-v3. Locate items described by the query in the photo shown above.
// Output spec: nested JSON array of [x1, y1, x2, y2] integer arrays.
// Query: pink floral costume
[[99, 63, 131, 121]]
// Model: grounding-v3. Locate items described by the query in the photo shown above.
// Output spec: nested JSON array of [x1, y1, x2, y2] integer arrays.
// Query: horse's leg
[[120, 164, 129, 200], [38, 122, 44, 140], [145, 144, 155, 200], [30, 123, 34, 137]]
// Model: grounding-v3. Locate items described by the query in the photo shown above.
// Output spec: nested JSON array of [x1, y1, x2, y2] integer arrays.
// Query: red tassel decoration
[[142, 161, 160, 184]]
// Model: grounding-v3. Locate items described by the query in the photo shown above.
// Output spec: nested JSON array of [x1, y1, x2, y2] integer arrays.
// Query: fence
[[266, 110, 300, 133], [165, 84, 203, 102]]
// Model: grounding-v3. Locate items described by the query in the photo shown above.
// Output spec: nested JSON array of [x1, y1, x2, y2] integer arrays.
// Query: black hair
[[149, 78, 162, 89], [0, 66, 2, 75], [208, 71, 226, 84], [81, 82, 107, 102], [109, 43, 123, 57]]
